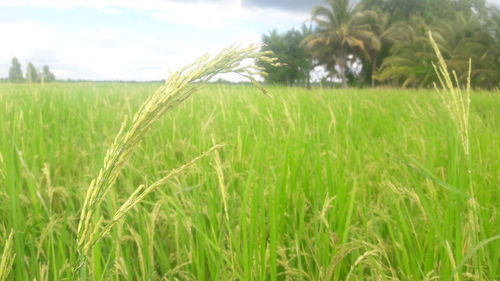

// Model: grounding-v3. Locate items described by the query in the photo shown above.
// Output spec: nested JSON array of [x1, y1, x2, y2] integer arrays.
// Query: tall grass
[[428, 31, 500, 280], [429, 32, 471, 157], [0, 78, 498, 278], [0, 230, 15, 281]]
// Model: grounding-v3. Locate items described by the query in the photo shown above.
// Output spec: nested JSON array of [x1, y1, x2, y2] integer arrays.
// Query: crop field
[[0, 82, 498, 280]]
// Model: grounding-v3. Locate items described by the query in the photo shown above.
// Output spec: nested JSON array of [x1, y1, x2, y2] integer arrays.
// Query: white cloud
[[0, 0, 308, 30], [0, 0, 311, 81], [0, 18, 265, 81], [0, 21, 60, 62], [3, 0, 497, 81], [0, 21, 164, 80], [489, 0, 500, 6]]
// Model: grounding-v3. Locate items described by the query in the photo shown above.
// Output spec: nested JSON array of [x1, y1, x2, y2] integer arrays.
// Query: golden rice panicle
[[87, 144, 224, 252], [76, 45, 277, 262], [429, 32, 482, 278], [0, 230, 15, 281], [428, 31, 471, 156]]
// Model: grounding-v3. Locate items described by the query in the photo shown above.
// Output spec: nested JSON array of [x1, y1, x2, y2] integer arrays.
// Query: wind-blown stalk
[[0, 230, 15, 281], [429, 32, 471, 157], [429, 31, 481, 278], [75, 45, 278, 279]]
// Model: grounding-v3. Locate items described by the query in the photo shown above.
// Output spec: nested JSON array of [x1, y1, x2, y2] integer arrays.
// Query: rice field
[[0, 82, 498, 280]]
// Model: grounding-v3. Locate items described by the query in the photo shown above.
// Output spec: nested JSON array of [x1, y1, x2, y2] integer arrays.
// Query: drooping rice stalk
[[75, 45, 278, 279], [87, 144, 225, 250], [0, 230, 15, 281]]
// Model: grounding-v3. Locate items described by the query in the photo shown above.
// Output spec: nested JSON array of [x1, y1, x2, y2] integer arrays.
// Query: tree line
[[8, 57, 56, 83], [258, 0, 500, 89]]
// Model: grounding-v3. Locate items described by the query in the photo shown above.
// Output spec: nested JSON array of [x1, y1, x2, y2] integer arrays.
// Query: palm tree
[[377, 16, 438, 87], [474, 7, 500, 88], [305, 0, 380, 88], [434, 12, 491, 85], [300, 23, 315, 88], [356, 6, 388, 86], [378, 12, 490, 88]]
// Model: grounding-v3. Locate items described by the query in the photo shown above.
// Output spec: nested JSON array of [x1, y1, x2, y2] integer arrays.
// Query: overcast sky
[[1, 0, 499, 81]]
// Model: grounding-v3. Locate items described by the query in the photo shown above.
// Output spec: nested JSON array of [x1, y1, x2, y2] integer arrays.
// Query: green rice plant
[[0, 153, 4, 182], [75, 45, 278, 279], [0, 230, 15, 281], [428, 31, 499, 280], [0, 75, 497, 280]]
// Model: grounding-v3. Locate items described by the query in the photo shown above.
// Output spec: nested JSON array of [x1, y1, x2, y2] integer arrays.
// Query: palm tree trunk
[[340, 64, 347, 88], [306, 71, 311, 89], [338, 49, 347, 89], [371, 56, 377, 87]]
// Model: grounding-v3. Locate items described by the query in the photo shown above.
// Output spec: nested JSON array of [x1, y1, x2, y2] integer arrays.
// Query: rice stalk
[[345, 249, 379, 281], [428, 31, 471, 157], [75, 45, 278, 278], [211, 138, 229, 222], [0, 153, 5, 181], [145, 201, 163, 274], [429, 31, 482, 278], [0, 230, 15, 281], [445, 241, 459, 281], [86, 144, 224, 252]]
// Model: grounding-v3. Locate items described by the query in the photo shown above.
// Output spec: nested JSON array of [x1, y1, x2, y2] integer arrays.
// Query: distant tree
[[300, 23, 315, 88], [361, 0, 426, 22], [452, 0, 487, 15], [474, 6, 500, 88], [294, 0, 496, 88], [376, 16, 439, 87], [353, 6, 388, 86], [377, 12, 490, 87], [362, 0, 486, 22], [305, 0, 380, 88], [42, 65, 56, 82], [26, 62, 39, 83], [258, 27, 313, 86], [435, 12, 491, 83], [8, 57, 23, 83]]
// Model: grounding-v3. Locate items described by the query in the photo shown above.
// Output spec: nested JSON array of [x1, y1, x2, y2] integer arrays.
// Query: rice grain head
[[75, 44, 278, 275], [428, 31, 471, 157], [429, 31, 481, 277], [0, 230, 15, 281]]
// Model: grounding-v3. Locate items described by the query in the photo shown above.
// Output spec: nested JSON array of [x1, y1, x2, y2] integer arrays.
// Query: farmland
[[0, 83, 499, 280]]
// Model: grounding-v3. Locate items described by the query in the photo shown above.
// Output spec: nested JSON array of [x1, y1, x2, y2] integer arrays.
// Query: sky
[[1, 0, 499, 81]]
